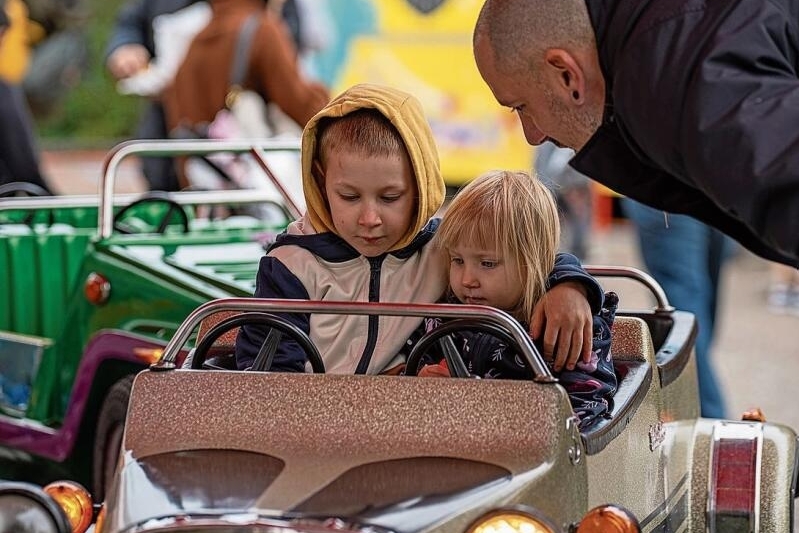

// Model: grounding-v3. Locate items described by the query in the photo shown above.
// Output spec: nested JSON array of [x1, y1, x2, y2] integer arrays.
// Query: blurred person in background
[[161, 0, 329, 190], [535, 141, 592, 261], [621, 198, 732, 418], [105, 0, 308, 192], [105, 0, 204, 192], [0, 0, 53, 194], [20, 0, 88, 118]]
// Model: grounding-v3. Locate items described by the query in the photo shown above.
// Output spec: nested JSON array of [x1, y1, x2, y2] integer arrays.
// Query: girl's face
[[448, 242, 523, 312], [323, 150, 416, 257]]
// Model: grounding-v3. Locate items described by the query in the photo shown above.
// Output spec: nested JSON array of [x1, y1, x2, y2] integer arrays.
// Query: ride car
[[0, 139, 301, 500], [3, 270, 797, 533]]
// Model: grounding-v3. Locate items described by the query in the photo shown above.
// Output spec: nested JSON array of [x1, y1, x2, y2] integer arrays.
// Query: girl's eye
[[481, 260, 498, 268], [339, 194, 359, 202], [381, 195, 401, 203], [450, 257, 464, 265]]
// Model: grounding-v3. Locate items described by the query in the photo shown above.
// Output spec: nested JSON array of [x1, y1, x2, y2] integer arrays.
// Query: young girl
[[422, 170, 618, 428]]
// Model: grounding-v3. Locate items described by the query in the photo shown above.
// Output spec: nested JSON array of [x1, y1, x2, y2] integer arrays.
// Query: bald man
[[473, 0, 799, 268]]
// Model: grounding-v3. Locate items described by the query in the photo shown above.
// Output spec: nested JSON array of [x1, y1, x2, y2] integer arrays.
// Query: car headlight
[[0, 482, 72, 533], [467, 508, 560, 533], [42, 481, 94, 533]]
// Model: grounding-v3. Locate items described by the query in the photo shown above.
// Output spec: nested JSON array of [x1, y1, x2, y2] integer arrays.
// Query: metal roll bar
[[153, 297, 557, 383], [585, 265, 674, 313], [99, 138, 303, 239]]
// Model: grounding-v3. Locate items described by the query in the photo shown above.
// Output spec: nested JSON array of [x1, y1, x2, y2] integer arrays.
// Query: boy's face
[[322, 150, 416, 257], [448, 243, 523, 312]]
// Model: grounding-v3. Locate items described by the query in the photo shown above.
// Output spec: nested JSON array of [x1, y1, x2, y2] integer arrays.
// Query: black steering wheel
[[404, 319, 533, 378], [0, 182, 51, 197], [113, 195, 190, 234], [190, 312, 325, 373], [0, 182, 54, 225]]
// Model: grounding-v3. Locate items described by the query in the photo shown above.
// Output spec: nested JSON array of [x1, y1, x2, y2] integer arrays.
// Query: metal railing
[[98, 138, 303, 238]]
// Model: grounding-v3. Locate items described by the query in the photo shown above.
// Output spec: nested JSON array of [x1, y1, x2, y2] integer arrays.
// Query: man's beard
[[543, 86, 601, 151]]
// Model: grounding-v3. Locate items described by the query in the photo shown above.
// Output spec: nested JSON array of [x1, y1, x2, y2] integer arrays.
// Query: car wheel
[[92, 376, 134, 502]]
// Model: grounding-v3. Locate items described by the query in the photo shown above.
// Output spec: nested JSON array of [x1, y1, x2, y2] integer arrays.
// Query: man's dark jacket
[[574, 0, 799, 267]]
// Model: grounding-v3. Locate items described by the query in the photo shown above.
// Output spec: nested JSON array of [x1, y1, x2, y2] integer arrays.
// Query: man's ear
[[543, 49, 586, 104]]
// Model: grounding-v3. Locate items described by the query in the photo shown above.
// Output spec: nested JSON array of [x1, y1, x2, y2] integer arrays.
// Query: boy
[[235, 83, 604, 374]]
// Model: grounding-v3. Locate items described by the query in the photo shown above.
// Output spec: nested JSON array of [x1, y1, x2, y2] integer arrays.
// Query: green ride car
[[0, 139, 301, 500]]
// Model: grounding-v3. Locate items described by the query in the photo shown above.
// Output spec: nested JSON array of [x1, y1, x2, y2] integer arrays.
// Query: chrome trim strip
[[123, 513, 396, 533]]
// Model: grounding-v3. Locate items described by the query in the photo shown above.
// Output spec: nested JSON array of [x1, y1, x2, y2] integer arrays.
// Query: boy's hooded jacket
[[235, 83, 602, 374]]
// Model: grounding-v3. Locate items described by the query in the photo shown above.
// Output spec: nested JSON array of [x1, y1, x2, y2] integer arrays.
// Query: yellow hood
[[301, 83, 445, 251]]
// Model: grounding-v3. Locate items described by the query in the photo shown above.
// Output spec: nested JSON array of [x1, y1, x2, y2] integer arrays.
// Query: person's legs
[[137, 101, 180, 192], [0, 80, 53, 193], [621, 198, 727, 418]]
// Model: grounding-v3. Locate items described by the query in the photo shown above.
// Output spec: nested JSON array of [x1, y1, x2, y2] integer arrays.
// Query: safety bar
[[99, 138, 302, 238], [585, 264, 673, 313], [153, 297, 556, 383]]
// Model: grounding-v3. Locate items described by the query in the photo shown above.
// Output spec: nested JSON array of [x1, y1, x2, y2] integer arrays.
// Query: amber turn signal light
[[43, 480, 94, 533], [574, 504, 641, 533]]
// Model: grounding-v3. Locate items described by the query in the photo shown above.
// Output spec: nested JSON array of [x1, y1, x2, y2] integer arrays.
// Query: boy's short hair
[[315, 108, 408, 168], [437, 170, 561, 321]]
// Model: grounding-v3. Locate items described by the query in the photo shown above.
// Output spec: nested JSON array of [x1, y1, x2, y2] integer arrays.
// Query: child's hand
[[418, 360, 451, 378], [530, 281, 593, 372]]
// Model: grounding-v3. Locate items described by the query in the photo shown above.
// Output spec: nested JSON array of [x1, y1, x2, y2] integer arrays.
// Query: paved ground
[[40, 148, 799, 434]]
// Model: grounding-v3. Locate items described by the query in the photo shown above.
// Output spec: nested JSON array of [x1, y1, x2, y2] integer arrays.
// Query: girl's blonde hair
[[437, 170, 561, 321]]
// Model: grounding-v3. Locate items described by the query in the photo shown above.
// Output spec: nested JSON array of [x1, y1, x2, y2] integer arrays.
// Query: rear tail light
[[84, 272, 111, 305], [707, 421, 762, 532]]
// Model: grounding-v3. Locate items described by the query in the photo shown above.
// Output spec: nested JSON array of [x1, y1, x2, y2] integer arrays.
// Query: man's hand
[[530, 281, 593, 372], [106, 44, 151, 80]]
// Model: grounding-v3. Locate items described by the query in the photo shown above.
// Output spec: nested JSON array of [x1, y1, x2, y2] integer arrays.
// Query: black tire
[[92, 375, 134, 502]]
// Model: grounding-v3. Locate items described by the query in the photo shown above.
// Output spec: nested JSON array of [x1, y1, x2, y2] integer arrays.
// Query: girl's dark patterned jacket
[[429, 292, 619, 429]]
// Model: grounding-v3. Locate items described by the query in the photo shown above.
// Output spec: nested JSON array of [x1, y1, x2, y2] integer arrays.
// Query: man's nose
[[520, 115, 547, 146]]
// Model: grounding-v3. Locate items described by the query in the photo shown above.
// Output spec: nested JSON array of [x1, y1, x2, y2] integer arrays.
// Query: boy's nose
[[359, 205, 382, 227]]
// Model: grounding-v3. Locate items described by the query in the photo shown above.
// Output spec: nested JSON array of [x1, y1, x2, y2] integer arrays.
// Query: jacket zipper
[[355, 256, 383, 374]]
